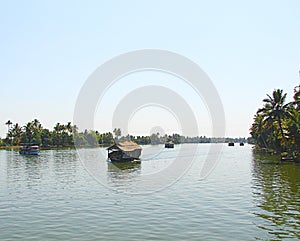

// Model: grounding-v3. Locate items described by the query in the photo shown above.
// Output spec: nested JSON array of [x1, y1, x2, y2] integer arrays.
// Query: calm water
[[0, 144, 299, 240]]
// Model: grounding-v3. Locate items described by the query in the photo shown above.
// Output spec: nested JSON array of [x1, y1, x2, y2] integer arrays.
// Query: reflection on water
[[106, 161, 141, 190], [252, 152, 300, 239], [1, 145, 300, 240], [5, 149, 80, 192], [107, 161, 141, 172]]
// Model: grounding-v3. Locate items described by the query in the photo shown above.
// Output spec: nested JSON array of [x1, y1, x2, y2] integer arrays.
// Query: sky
[[0, 0, 300, 138]]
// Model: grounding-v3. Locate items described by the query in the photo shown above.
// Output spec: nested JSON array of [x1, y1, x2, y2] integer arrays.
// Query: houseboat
[[107, 141, 142, 162], [165, 141, 174, 148], [228, 142, 234, 146], [19, 143, 39, 155]]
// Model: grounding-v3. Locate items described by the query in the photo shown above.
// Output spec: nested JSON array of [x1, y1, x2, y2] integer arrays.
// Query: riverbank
[[0, 144, 124, 151], [253, 146, 300, 163], [0, 146, 19, 150]]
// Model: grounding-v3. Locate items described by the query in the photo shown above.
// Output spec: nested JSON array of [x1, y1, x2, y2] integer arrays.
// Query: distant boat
[[240, 142, 244, 146], [19, 143, 39, 155], [280, 152, 295, 161], [107, 141, 142, 162], [165, 141, 174, 148], [228, 142, 234, 146], [281, 156, 294, 161]]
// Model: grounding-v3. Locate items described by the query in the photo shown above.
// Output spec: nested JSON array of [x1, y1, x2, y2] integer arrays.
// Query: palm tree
[[257, 89, 291, 146], [54, 123, 61, 146], [293, 85, 300, 110], [66, 122, 72, 134], [24, 122, 34, 143], [60, 124, 67, 134], [5, 120, 12, 133], [285, 108, 300, 151], [250, 114, 268, 148], [54, 123, 64, 134], [251, 85, 300, 159], [11, 123, 22, 145], [33, 119, 40, 128], [54, 123, 59, 132], [5, 120, 13, 145], [113, 128, 121, 141], [54, 123, 68, 146]]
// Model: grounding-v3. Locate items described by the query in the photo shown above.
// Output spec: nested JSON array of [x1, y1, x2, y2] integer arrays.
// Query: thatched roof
[[166, 141, 174, 144], [107, 141, 142, 152]]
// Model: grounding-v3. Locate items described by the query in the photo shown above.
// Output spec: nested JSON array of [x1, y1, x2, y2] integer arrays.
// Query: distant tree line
[[0, 121, 247, 148], [116, 132, 183, 145], [250, 85, 300, 159], [0, 119, 115, 147]]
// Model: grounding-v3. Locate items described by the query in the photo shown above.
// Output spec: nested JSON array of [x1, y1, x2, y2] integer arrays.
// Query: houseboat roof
[[107, 141, 142, 152], [165, 141, 174, 144]]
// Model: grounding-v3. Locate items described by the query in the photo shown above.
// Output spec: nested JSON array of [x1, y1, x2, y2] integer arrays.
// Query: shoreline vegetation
[[0, 120, 246, 149], [250, 84, 300, 162], [2, 85, 299, 162]]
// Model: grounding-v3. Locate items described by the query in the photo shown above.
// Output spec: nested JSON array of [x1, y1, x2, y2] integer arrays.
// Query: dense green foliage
[[0, 119, 246, 148], [1, 120, 112, 147], [250, 85, 300, 158]]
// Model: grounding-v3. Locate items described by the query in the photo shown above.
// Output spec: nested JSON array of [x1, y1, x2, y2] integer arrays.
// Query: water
[[0, 144, 299, 240]]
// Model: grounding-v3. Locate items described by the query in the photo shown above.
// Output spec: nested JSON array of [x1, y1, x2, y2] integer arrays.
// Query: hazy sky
[[1, 0, 299, 138]]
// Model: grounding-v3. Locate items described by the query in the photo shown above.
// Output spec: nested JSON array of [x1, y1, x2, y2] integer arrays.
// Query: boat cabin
[[228, 142, 234, 146], [165, 141, 174, 148], [19, 143, 39, 155]]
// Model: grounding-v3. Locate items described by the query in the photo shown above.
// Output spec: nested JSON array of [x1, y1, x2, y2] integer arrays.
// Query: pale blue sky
[[1, 0, 300, 137]]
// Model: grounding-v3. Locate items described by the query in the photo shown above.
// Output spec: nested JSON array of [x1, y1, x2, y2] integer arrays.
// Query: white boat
[[19, 143, 39, 155]]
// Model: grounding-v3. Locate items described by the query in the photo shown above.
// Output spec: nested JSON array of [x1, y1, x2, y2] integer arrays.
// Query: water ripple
[[0, 145, 299, 240]]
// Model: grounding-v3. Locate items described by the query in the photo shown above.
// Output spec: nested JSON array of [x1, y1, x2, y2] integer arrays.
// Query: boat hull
[[19, 150, 39, 155], [19, 144, 39, 155], [108, 150, 139, 162], [165, 144, 174, 148], [109, 157, 138, 162]]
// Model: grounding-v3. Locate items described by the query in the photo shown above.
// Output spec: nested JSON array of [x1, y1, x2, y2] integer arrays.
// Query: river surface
[[0, 144, 299, 240]]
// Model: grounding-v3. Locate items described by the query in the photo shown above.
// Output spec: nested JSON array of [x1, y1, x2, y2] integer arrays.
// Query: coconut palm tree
[[285, 108, 300, 151], [66, 122, 72, 135], [5, 120, 13, 145], [250, 114, 268, 148], [33, 119, 40, 128], [24, 122, 34, 143], [113, 128, 121, 141], [251, 85, 300, 160], [257, 89, 291, 146], [291, 84, 300, 111], [10, 123, 22, 145], [5, 120, 12, 133]]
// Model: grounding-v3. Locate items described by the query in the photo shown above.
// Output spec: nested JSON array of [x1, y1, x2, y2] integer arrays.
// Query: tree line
[[0, 122, 246, 148], [250, 85, 300, 159], [1, 119, 116, 147]]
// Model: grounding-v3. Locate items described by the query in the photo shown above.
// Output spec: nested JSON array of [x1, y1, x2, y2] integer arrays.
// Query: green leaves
[[251, 86, 300, 155]]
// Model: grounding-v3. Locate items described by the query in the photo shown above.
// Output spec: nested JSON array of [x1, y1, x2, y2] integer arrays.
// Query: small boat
[[228, 142, 234, 146], [19, 143, 39, 155], [165, 141, 174, 148], [240, 142, 244, 146], [280, 152, 295, 161], [107, 141, 142, 162], [281, 156, 294, 161]]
